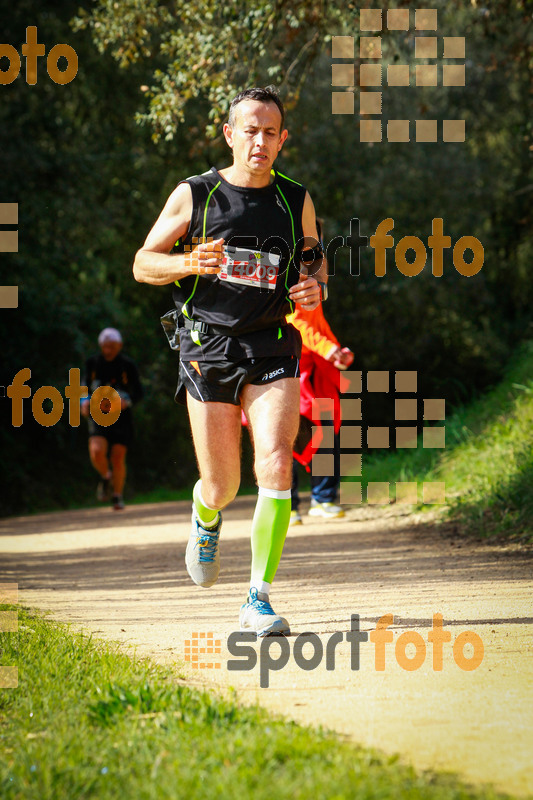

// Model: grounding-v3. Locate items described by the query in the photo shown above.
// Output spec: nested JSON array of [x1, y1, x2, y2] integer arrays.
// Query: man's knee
[[200, 477, 239, 510], [254, 444, 293, 488]]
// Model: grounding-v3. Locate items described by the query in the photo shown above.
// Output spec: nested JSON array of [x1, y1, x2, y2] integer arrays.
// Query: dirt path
[[2, 498, 532, 796]]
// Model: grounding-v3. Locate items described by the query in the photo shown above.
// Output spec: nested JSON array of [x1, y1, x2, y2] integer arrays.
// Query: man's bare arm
[[133, 182, 224, 285], [288, 191, 325, 311], [301, 191, 328, 283]]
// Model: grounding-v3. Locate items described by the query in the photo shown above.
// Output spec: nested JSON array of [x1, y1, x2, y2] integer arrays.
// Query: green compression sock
[[193, 480, 219, 527], [250, 487, 291, 586]]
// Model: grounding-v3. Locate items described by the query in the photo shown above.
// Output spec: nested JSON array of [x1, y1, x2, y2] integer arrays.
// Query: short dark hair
[[228, 86, 285, 131]]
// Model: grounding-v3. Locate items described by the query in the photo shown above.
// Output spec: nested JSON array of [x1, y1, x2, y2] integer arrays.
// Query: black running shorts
[[176, 355, 300, 405], [88, 419, 133, 447]]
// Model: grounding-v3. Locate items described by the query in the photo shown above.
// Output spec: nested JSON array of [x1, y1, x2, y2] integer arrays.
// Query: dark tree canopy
[[0, 0, 531, 515]]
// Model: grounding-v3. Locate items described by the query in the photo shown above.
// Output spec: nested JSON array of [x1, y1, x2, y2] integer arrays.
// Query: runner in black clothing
[[133, 87, 326, 635], [81, 328, 143, 510]]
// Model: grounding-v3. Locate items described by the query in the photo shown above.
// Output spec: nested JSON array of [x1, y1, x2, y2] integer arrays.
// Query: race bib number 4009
[[219, 246, 280, 291]]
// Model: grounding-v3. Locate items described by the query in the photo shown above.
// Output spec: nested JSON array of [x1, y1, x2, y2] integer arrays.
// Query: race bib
[[219, 246, 279, 291]]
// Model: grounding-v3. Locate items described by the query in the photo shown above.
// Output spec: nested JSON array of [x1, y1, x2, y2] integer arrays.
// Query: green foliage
[[0, 1, 208, 515], [72, 0, 531, 394], [73, 0, 342, 141], [364, 341, 533, 541], [0, 607, 510, 799], [1, 0, 531, 515], [279, 1, 531, 400]]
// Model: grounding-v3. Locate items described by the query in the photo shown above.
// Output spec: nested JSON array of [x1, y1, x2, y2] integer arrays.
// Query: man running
[[133, 86, 326, 636], [81, 328, 143, 510]]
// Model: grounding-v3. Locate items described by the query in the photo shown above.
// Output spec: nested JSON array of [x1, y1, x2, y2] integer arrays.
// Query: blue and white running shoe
[[239, 587, 290, 637], [185, 508, 222, 588]]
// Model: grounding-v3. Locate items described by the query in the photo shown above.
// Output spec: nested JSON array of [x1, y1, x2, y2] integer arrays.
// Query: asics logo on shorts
[[262, 367, 285, 381]]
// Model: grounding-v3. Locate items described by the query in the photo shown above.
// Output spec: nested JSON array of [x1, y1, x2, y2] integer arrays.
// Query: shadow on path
[[3, 498, 532, 600]]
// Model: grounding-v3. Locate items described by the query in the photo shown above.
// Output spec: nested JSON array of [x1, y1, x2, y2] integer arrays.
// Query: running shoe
[[96, 477, 111, 502], [239, 587, 290, 637], [185, 508, 222, 588], [308, 499, 345, 519], [112, 494, 125, 511], [289, 509, 303, 526]]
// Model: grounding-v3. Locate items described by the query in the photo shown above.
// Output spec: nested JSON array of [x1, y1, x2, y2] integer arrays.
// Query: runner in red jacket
[[287, 303, 354, 522]]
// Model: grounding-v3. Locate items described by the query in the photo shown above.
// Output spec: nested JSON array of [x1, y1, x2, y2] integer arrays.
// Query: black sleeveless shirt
[[173, 167, 306, 361]]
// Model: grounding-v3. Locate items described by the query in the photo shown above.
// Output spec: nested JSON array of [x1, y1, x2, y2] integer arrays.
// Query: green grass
[[0, 608, 511, 800], [363, 341, 533, 541]]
